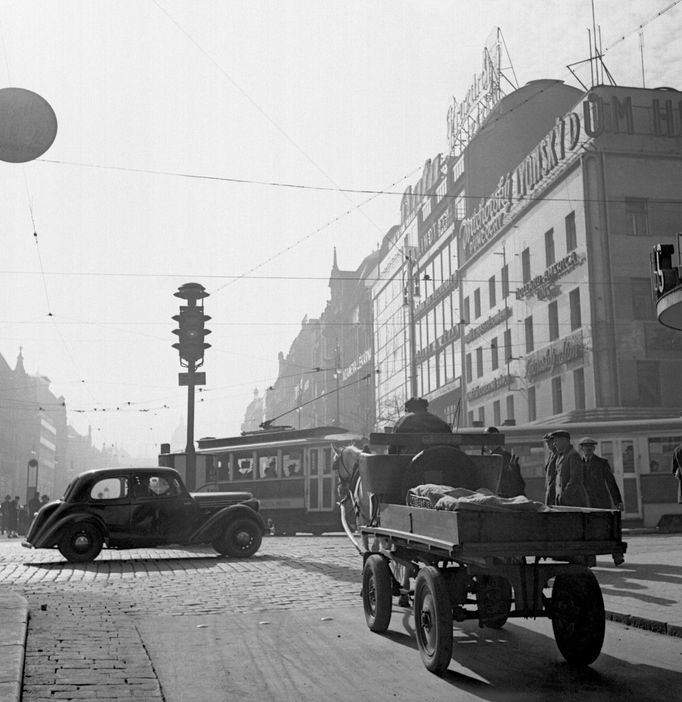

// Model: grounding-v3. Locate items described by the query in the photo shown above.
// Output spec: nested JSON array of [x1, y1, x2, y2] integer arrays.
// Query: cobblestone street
[[1, 536, 362, 701], [1, 533, 681, 700]]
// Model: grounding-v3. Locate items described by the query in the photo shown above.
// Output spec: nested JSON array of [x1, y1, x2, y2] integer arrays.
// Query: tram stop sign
[[0, 87, 57, 163]]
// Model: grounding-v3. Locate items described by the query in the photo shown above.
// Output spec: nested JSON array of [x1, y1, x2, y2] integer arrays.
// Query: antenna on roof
[[566, 0, 616, 89]]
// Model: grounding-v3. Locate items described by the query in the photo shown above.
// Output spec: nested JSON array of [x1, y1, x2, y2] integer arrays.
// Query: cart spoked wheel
[[551, 569, 605, 666], [414, 567, 453, 675], [476, 574, 513, 629], [362, 554, 392, 633]]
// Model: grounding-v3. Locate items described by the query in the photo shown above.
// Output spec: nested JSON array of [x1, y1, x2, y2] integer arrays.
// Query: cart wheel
[[414, 567, 453, 675], [362, 555, 393, 633], [551, 569, 605, 666], [476, 575, 512, 629]]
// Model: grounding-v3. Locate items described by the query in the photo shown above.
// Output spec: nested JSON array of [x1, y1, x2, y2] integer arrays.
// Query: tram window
[[622, 442, 635, 473], [648, 436, 682, 473], [216, 458, 230, 482], [259, 454, 278, 479], [283, 450, 303, 477], [601, 441, 614, 468], [234, 454, 253, 480]]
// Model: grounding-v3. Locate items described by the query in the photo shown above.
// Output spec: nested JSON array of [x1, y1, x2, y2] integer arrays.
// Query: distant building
[[0, 348, 120, 502]]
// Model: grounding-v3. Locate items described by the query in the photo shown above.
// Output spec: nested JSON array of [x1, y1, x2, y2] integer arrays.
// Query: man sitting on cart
[[388, 397, 452, 454]]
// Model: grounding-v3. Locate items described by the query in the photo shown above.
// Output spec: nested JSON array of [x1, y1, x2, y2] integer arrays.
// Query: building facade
[[0, 348, 117, 505]]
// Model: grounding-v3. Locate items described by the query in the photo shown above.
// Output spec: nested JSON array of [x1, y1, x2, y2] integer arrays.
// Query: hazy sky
[[1, 0, 680, 459]]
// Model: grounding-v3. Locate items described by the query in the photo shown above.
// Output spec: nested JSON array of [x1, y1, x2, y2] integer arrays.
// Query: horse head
[[331, 442, 363, 490]]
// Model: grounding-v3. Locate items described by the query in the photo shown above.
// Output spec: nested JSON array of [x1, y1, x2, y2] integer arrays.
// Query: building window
[[463, 296, 470, 324], [528, 386, 537, 422], [477, 406, 485, 424], [489, 275, 496, 308], [501, 264, 509, 299], [632, 278, 655, 320], [545, 228, 555, 267], [467, 410, 474, 426], [474, 288, 481, 319], [565, 211, 577, 251], [506, 394, 515, 421], [465, 353, 472, 383], [548, 301, 559, 341], [493, 400, 501, 426], [454, 192, 466, 220], [625, 197, 649, 236], [503, 328, 512, 363], [637, 361, 660, 405], [525, 316, 534, 353], [521, 248, 531, 283], [569, 288, 582, 330], [491, 337, 499, 370], [574, 367, 586, 410], [476, 346, 484, 378], [552, 376, 563, 415]]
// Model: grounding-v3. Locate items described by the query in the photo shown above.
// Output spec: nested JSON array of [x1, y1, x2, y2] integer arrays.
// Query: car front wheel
[[58, 522, 103, 563], [212, 518, 263, 558]]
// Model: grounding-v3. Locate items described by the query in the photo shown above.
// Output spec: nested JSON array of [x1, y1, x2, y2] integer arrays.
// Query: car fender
[[31, 512, 108, 548], [190, 504, 266, 543]]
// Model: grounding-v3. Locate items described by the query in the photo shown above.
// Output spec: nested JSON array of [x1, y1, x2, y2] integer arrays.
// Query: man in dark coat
[[552, 431, 589, 507], [484, 427, 525, 497], [579, 437, 623, 509], [389, 397, 451, 454]]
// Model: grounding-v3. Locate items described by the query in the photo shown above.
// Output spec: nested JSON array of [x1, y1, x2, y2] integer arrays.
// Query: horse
[[332, 442, 415, 603], [331, 443, 377, 553]]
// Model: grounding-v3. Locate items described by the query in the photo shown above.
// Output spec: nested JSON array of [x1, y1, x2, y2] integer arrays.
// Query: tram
[[501, 417, 682, 527], [159, 426, 359, 535]]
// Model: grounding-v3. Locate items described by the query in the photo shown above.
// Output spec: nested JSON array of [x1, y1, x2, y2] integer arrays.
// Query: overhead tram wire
[[38, 158, 682, 207]]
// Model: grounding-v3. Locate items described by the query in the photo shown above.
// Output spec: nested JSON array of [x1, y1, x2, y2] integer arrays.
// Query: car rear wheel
[[212, 518, 263, 558], [58, 522, 103, 563]]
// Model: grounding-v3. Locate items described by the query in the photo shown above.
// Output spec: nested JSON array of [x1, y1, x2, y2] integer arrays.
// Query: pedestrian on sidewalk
[[0, 494, 11, 535], [6, 496, 19, 538], [579, 437, 623, 510], [552, 431, 590, 507]]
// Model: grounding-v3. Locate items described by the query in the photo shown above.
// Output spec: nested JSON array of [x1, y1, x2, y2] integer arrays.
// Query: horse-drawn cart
[[334, 431, 626, 675]]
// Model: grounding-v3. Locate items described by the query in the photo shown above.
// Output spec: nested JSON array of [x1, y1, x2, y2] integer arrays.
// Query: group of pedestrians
[[1, 491, 50, 538], [543, 431, 623, 510]]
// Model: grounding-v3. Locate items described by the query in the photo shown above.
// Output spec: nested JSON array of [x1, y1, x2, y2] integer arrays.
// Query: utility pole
[[171, 283, 211, 490], [404, 246, 419, 398]]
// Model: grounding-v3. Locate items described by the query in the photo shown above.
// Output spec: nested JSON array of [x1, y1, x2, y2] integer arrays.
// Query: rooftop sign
[[446, 29, 504, 159]]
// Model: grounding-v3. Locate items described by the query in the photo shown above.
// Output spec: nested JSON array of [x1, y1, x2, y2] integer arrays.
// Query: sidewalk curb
[[606, 609, 682, 638], [0, 592, 28, 702]]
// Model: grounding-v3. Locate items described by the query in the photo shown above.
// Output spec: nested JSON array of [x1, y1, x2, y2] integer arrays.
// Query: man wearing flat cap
[[579, 437, 623, 510], [551, 430, 590, 507]]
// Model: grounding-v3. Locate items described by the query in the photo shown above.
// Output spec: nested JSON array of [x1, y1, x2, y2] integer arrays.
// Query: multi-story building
[[0, 348, 116, 503], [258, 249, 378, 436], [458, 84, 682, 523]]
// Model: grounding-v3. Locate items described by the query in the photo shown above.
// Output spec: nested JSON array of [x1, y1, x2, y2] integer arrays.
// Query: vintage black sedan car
[[22, 466, 266, 562]]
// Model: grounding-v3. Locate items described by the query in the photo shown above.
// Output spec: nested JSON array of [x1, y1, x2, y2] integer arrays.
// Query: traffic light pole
[[172, 282, 210, 492], [185, 361, 196, 490]]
